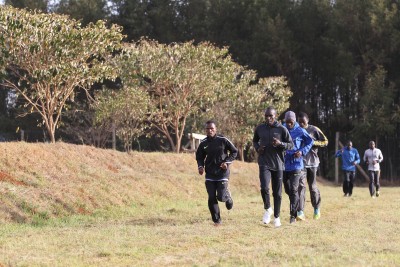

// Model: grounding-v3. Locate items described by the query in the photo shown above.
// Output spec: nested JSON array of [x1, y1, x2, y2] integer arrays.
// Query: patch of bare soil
[[0, 171, 28, 186]]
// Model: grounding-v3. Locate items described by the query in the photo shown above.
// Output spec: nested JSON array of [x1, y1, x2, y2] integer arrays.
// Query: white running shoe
[[274, 217, 281, 228], [263, 207, 273, 224]]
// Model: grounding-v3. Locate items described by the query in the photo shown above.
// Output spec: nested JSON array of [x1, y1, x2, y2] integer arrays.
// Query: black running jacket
[[196, 134, 238, 181]]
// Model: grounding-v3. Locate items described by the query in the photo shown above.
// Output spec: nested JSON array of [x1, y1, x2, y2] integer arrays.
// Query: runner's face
[[205, 123, 216, 137], [298, 117, 308, 128], [285, 119, 295, 129], [369, 141, 375, 149], [264, 110, 276, 125], [347, 141, 353, 149]]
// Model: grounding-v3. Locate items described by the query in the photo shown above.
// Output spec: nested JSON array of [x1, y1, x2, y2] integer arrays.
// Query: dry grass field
[[0, 142, 399, 266]]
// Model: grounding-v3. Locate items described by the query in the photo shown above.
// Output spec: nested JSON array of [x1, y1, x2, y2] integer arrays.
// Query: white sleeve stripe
[[199, 138, 208, 145], [216, 136, 235, 147]]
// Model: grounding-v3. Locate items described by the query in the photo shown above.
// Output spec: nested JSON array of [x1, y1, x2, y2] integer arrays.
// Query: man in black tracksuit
[[253, 107, 293, 228], [196, 120, 238, 226]]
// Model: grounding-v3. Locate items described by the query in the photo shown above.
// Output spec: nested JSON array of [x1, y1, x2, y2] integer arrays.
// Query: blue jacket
[[283, 122, 314, 171], [335, 147, 360, 171]]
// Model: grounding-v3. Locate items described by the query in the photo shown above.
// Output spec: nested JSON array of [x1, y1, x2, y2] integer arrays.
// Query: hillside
[[0, 142, 260, 223], [2, 142, 400, 266]]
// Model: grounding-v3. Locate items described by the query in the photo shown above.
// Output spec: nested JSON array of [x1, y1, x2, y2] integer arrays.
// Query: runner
[[253, 107, 293, 227], [297, 112, 328, 220], [196, 120, 238, 226], [363, 141, 383, 198], [282, 111, 313, 224], [335, 141, 360, 197]]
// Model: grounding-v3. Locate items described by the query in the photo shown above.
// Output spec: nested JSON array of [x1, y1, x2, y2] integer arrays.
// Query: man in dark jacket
[[253, 107, 293, 228], [196, 120, 238, 226]]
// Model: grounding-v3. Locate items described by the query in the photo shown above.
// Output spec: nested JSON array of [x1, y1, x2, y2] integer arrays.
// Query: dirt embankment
[[0, 142, 259, 223]]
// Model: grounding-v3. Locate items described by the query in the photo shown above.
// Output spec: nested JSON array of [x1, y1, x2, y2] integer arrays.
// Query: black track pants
[[259, 165, 283, 219], [205, 180, 232, 223]]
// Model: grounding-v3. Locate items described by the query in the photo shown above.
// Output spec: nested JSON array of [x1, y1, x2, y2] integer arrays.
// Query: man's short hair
[[298, 112, 309, 120], [264, 107, 276, 114], [206, 120, 216, 126], [346, 140, 353, 146]]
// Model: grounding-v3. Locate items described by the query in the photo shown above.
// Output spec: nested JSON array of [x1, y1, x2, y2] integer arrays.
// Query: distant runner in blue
[[335, 141, 360, 197]]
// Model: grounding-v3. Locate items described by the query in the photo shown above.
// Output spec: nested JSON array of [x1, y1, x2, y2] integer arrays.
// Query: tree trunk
[[44, 117, 56, 143], [49, 125, 56, 143], [174, 117, 187, 154], [175, 135, 182, 153], [163, 129, 176, 152], [238, 145, 244, 162], [175, 124, 181, 153]]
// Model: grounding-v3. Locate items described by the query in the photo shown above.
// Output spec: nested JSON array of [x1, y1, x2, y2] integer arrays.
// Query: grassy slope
[[0, 142, 400, 266], [1, 142, 251, 223]]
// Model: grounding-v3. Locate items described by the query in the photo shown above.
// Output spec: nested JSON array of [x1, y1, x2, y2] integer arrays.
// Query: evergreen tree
[[53, 0, 109, 26], [4, 0, 48, 12]]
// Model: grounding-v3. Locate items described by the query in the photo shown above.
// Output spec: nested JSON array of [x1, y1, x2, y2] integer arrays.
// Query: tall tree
[[94, 87, 152, 153], [0, 6, 124, 143], [108, 0, 151, 41], [120, 39, 240, 153], [211, 74, 292, 160], [353, 66, 400, 143], [4, 0, 49, 12], [53, 0, 109, 26], [175, 0, 211, 41], [59, 100, 113, 148], [109, 0, 182, 42]]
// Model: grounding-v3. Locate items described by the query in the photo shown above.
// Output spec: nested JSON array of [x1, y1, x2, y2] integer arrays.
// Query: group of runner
[[195, 107, 383, 227], [335, 140, 383, 198]]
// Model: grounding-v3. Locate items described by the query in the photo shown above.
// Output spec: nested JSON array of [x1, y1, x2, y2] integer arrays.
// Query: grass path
[[1, 182, 400, 266]]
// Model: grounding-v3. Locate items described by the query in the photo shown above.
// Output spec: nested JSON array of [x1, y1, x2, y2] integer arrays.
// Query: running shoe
[[376, 191, 380, 197], [313, 208, 320, 220], [274, 217, 281, 228], [225, 198, 233, 210], [296, 211, 305, 221], [263, 207, 273, 224]]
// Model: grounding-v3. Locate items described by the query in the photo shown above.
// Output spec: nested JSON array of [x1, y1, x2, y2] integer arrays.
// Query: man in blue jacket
[[196, 120, 238, 226], [335, 141, 360, 197], [283, 111, 314, 224]]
